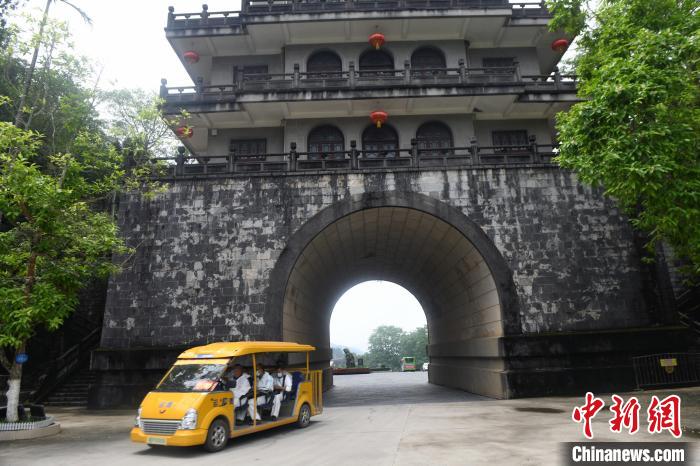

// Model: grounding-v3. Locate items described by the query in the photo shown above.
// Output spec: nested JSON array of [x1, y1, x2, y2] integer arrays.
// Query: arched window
[[362, 124, 399, 158], [307, 50, 342, 77], [416, 121, 453, 156], [411, 46, 446, 77], [308, 125, 345, 160], [359, 49, 394, 77]]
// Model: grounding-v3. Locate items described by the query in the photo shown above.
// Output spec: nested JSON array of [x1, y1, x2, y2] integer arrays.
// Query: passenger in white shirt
[[248, 363, 274, 422], [271, 362, 293, 421], [229, 365, 251, 421]]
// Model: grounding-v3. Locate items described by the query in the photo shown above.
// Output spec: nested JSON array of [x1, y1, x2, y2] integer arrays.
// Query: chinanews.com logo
[[563, 392, 693, 465]]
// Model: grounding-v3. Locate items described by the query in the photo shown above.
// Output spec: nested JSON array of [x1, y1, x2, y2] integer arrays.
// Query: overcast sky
[[330, 281, 426, 353], [17, 1, 242, 91]]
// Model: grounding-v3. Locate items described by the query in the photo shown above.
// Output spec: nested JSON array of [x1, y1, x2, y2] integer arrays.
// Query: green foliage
[[0, 3, 171, 422], [0, 122, 130, 350], [364, 325, 428, 370], [551, 0, 700, 277], [546, 0, 586, 36], [400, 325, 428, 367], [104, 89, 178, 159], [0, 0, 23, 45], [0, 14, 98, 150]]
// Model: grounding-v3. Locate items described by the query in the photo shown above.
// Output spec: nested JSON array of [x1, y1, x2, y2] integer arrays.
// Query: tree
[[365, 325, 404, 370], [400, 325, 428, 367], [547, 0, 700, 277], [13, 0, 91, 128], [0, 12, 99, 154], [104, 89, 178, 160], [0, 0, 23, 46], [0, 114, 133, 421]]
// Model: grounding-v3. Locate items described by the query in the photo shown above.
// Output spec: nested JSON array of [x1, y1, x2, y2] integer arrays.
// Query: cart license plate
[[147, 437, 167, 445]]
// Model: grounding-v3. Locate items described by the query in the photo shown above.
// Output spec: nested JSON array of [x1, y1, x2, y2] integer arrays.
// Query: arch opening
[[359, 48, 394, 77], [362, 124, 399, 158], [307, 50, 342, 76], [411, 46, 446, 77], [308, 125, 345, 160], [278, 204, 513, 398], [416, 121, 454, 156], [330, 280, 428, 369]]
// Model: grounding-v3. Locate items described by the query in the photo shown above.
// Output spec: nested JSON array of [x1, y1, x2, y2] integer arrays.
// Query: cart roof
[[177, 341, 316, 359]]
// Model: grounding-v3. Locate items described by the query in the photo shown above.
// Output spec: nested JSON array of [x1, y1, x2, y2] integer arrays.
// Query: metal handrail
[[30, 327, 101, 403]]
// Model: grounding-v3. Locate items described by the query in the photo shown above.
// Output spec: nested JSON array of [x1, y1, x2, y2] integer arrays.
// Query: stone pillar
[[458, 59, 466, 84], [289, 142, 297, 171], [348, 61, 356, 87], [469, 137, 478, 164], [293, 64, 300, 88], [350, 140, 358, 169]]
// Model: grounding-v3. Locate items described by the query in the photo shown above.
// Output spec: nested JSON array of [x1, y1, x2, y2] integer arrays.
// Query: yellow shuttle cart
[[130, 341, 323, 452]]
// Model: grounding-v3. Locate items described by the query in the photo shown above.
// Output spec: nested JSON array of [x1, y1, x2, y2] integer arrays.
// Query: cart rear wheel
[[297, 403, 311, 428]]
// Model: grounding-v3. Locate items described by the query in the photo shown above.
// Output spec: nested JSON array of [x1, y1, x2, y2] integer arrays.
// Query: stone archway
[[267, 192, 520, 398]]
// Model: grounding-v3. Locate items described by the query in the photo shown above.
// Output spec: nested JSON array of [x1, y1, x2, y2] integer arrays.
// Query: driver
[[247, 363, 273, 422]]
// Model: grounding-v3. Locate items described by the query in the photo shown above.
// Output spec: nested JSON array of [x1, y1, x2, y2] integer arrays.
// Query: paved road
[[1, 372, 697, 466], [326, 371, 488, 407]]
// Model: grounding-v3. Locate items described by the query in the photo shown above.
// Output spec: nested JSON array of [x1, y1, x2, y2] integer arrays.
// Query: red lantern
[[183, 50, 200, 64], [551, 39, 569, 53], [176, 126, 193, 138], [368, 33, 385, 50], [370, 110, 388, 128]]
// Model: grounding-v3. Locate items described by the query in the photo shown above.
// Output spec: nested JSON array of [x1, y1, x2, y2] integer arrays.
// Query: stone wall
[[102, 165, 652, 349]]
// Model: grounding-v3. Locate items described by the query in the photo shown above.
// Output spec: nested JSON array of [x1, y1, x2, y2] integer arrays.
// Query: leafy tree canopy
[[363, 325, 428, 370], [547, 0, 700, 277]]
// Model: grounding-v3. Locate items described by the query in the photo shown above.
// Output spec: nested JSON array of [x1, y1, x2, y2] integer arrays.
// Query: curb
[[0, 422, 61, 441]]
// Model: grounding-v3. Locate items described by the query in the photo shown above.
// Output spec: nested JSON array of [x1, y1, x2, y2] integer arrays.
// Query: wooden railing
[[155, 141, 558, 178], [165, 1, 549, 29], [160, 64, 576, 103]]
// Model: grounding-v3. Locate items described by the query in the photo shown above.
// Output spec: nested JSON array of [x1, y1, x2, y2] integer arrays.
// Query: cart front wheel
[[203, 418, 229, 452]]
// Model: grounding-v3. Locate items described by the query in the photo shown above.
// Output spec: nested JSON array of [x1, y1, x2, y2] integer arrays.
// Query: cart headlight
[[180, 408, 198, 430], [135, 407, 142, 428]]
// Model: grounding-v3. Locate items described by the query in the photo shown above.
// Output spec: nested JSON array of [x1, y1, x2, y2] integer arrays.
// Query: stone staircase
[[43, 368, 96, 407]]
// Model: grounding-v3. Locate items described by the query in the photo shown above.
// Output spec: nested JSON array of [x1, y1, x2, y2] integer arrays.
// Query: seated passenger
[[247, 363, 273, 422], [271, 361, 292, 421], [229, 364, 251, 422]]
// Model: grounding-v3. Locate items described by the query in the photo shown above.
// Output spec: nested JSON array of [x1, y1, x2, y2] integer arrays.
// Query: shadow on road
[[324, 371, 491, 407]]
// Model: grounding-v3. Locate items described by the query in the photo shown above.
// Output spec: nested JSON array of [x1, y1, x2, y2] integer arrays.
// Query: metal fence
[[632, 353, 700, 389]]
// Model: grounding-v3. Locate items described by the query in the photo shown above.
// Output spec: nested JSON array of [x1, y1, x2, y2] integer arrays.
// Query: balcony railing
[[243, 0, 514, 14], [166, 1, 549, 30], [157, 139, 557, 178], [160, 63, 577, 105]]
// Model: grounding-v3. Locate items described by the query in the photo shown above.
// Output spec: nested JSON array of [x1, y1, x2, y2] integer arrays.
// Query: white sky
[[16, 1, 242, 91], [330, 281, 426, 353]]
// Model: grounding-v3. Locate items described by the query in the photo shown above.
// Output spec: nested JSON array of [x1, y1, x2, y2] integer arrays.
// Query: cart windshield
[[155, 363, 227, 392]]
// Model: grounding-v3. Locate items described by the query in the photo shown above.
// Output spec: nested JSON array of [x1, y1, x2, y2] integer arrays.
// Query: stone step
[[44, 401, 87, 406], [52, 391, 89, 397], [46, 398, 88, 404]]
